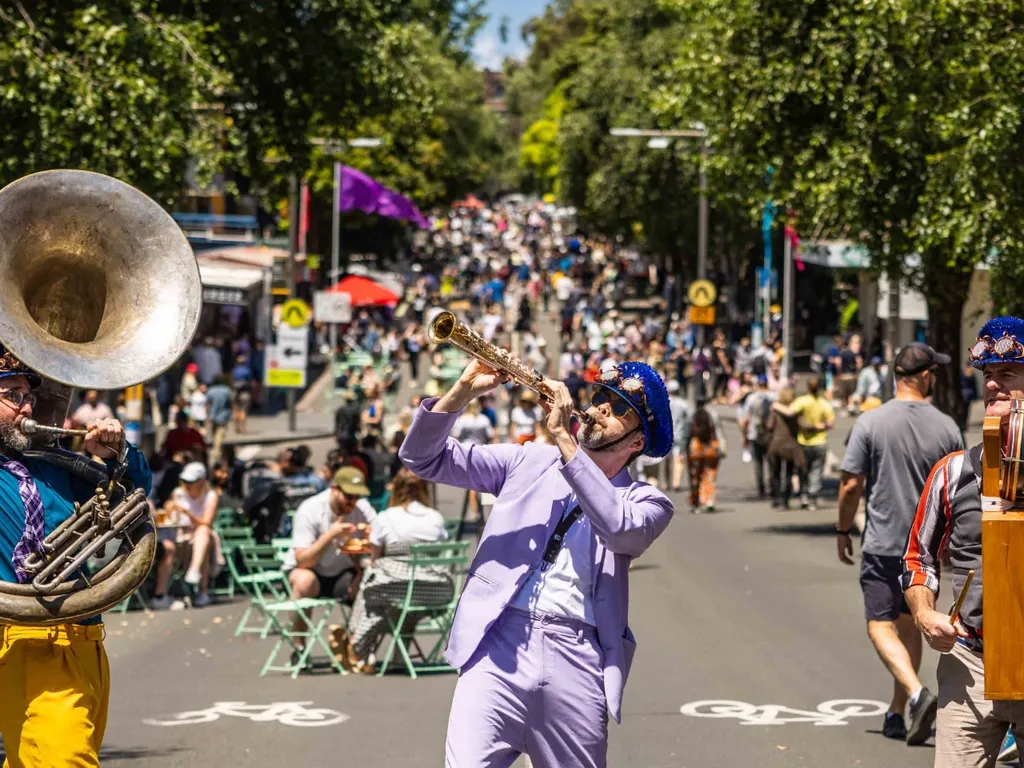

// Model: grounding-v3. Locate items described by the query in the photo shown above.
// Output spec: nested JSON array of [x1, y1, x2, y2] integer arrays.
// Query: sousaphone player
[[0, 170, 200, 767]]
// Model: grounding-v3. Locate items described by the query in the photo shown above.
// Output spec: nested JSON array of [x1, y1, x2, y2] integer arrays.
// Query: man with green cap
[[283, 466, 376, 656]]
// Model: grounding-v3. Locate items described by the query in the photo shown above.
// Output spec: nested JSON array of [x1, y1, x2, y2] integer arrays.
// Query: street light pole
[[286, 172, 299, 432], [696, 130, 709, 349]]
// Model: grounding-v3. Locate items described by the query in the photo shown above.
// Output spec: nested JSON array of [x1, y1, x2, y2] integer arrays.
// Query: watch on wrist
[[836, 526, 852, 536]]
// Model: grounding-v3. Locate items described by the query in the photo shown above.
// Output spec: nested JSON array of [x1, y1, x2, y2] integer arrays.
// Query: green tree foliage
[[0, 0, 500, 216], [656, 0, 1024, 426], [0, 1, 230, 203]]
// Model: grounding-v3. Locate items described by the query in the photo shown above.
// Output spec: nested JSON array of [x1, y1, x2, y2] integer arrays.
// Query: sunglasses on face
[[591, 389, 634, 418], [595, 369, 654, 422]]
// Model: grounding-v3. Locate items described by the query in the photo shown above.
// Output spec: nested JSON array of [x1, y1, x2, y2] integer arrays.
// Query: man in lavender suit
[[400, 358, 675, 767]]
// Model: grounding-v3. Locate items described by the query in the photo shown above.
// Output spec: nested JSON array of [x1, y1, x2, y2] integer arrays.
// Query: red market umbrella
[[327, 274, 400, 306]]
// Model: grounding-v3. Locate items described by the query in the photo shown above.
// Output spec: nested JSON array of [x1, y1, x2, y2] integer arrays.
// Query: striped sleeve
[[902, 451, 962, 594]]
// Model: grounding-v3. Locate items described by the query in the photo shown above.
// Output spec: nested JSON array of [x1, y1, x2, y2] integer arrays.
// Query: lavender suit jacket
[[399, 399, 674, 723]]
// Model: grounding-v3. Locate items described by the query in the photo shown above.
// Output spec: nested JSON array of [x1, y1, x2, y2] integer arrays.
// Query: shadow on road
[[101, 746, 188, 762], [0, 746, 187, 763], [749, 522, 839, 537]]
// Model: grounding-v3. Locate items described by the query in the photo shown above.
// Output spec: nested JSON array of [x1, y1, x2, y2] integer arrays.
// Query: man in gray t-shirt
[[836, 342, 963, 746]]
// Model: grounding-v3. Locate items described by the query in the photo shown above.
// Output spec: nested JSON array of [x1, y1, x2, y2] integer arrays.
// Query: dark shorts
[[315, 568, 357, 605], [859, 553, 910, 621]]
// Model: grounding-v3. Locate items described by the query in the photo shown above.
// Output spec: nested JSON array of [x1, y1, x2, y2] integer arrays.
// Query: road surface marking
[[679, 699, 887, 726]]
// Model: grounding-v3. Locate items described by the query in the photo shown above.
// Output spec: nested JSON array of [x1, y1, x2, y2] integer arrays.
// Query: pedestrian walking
[[688, 399, 725, 513], [765, 387, 805, 509], [791, 377, 835, 510], [836, 341, 963, 745], [903, 317, 1024, 765], [738, 375, 775, 499]]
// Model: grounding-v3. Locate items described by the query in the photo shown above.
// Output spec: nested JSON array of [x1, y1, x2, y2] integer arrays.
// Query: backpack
[[753, 395, 772, 445]]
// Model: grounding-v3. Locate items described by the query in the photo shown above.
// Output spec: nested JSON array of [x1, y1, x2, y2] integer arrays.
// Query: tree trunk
[[925, 278, 969, 431]]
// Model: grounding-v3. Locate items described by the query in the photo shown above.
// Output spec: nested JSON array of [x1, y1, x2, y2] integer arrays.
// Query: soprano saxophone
[[427, 310, 593, 424]]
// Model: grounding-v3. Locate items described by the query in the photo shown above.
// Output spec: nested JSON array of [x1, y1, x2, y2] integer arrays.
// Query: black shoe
[[906, 688, 938, 745], [882, 712, 907, 740]]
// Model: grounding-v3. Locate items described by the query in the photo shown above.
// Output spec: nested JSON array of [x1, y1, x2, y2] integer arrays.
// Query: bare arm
[[836, 471, 864, 565], [294, 524, 352, 570]]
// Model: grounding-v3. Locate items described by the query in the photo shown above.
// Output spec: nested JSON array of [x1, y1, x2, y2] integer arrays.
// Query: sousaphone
[[0, 170, 201, 624]]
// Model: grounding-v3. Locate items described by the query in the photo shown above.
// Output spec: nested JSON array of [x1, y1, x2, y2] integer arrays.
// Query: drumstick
[[949, 569, 975, 626]]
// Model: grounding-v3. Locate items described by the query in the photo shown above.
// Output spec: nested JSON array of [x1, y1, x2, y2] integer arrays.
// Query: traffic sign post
[[314, 291, 352, 324], [687, 279, 717, 308], [280, 298, 311, 329], [265, 324, 309, 388], [688, 305, 716, 326]]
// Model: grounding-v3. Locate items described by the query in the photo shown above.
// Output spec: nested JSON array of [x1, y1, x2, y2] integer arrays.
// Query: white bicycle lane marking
[[144, 701, 350, 727], [679, 699, 888, 726]]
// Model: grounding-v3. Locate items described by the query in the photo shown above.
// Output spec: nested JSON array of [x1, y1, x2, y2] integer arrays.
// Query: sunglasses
[[591, 389, 634, 417]]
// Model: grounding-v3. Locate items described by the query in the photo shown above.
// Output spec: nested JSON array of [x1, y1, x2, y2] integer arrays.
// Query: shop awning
[[327, 274, 400, 306], [198, 259, 264, 306]]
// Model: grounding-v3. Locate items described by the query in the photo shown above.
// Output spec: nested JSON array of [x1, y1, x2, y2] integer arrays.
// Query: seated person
[[335, 469, 452, 673], [153, 462, 222, 608], [160, 411, 207, 464], [284, 467, 377, 654]]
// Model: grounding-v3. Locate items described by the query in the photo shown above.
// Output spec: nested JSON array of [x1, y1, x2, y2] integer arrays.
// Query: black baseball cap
[[894, 342, 951, 376]]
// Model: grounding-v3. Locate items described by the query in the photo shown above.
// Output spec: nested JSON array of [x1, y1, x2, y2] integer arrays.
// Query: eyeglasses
[[0, 389, 35, 410], [970, 334, 1024, 364], [594, 369, 653, 422]]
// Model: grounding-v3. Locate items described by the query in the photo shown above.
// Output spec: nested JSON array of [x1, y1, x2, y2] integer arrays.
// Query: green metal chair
[[376, 540, 471, 678], [229, 543, 289, 638], [243, 567, 346, 679], [271, 537, 293, 562]]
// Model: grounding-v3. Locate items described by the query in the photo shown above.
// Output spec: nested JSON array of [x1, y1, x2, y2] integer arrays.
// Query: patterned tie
[[5, 459, 45, 584]]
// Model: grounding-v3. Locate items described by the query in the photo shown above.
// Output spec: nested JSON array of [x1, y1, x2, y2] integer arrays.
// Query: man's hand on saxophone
[[432, 359, 509, 414]]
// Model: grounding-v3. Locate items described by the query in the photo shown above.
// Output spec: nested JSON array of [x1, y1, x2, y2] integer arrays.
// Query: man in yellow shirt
[[792, 377, 835, 510]]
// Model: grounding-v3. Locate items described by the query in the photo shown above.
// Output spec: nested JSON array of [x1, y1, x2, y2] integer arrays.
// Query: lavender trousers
[[445, 608, 608, 768]]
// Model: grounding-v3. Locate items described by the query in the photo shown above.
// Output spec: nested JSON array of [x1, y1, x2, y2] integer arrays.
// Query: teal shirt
[[0, 444, 152, 624]]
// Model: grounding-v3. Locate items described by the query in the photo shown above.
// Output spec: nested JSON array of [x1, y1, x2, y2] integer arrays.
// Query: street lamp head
[[348, 137, 383, 148], [609, 128, 643, 137], [647, 137, 671, 150]]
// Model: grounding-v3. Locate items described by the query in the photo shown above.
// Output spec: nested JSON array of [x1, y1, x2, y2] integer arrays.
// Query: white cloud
[[472, 31, 528, 70]]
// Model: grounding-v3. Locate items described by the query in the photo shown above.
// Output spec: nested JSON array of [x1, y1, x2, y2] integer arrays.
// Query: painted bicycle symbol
[[144, 701, 350, 728], [679, 699, 888, 726]]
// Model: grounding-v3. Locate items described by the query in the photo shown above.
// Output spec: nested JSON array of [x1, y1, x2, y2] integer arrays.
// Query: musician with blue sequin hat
[[399, 357, 675, 766], [903, 315, 1024, 767]]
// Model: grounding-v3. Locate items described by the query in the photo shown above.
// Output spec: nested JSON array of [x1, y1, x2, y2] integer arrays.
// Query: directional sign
[[314, 291, 352, 324], [265, 325, 308, 388], [280, 299, 311, 329], [687, 279, 718, 308], [688, 305, 716, 326]]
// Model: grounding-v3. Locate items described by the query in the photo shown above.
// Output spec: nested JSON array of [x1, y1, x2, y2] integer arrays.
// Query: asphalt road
[[86, 411, 948, 768]]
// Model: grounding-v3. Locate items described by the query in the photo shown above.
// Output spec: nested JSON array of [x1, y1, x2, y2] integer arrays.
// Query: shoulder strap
[[540, 504, 583, 568]]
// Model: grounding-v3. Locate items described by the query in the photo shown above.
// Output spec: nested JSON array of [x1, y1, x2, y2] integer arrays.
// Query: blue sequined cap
[[969, 316, 1024, 369], [594, 361, 674, 458]]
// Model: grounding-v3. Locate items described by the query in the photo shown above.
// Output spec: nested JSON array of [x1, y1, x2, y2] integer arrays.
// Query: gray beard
[[0, 419, 29, 455], [578, 422, 609, 450]]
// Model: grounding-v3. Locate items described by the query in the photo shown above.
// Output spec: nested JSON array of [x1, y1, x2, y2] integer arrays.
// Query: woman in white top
[[156, 462, 222, 608], [340, 469, 451, 672], [508, 389, 542, 444]]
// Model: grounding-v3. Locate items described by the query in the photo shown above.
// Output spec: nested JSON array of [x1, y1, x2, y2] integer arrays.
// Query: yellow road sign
[[688, 279, 717, 308], [280, 298, 311, 328], [266, 368, 305, 387], [688, 305, 716, 326]]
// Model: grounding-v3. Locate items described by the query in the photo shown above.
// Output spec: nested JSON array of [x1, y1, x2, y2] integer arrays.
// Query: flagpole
[[782, 224, 794, 380], [330, 161, 341, 399]]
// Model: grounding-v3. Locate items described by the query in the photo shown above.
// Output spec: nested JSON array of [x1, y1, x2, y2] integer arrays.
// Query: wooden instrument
[[981, 401, 1024, 699]]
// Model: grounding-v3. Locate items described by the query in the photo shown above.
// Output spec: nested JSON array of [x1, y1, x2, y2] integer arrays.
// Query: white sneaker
[[169, 599, 187, 611], [184, 567, 202, 585], [150, 594, 172, 610], [193, 592, 212, 608]]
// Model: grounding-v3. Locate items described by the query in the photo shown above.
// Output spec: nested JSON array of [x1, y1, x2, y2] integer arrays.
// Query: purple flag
[[339, 165, 427, 228]]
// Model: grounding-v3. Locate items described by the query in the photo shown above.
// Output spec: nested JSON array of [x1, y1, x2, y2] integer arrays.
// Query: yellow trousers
[[0, 624, 109, 768]]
